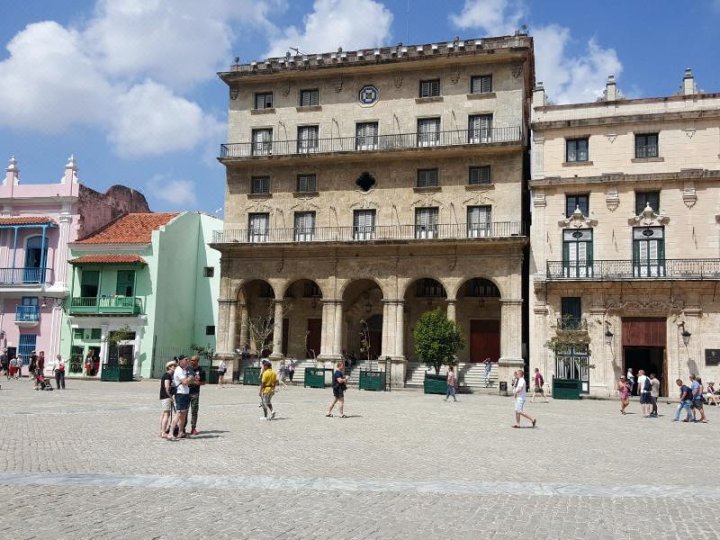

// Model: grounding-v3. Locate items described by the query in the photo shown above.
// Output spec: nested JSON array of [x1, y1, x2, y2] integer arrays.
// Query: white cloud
[[449, 0, 524, 35], [449, 0, 624, 104], [146, 173, 197, 206], [267, 0, 393, 57]]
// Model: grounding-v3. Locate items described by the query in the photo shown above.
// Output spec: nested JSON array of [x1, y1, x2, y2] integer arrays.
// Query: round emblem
[[642, 228, 654, 237], [571, 231, 583, 239], [358, 85, 379, 106]]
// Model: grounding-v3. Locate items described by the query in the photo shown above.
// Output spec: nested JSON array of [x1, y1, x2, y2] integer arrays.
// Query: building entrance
[[470, 320, 500, 362], [622, 318, 667, 396], [623, 346, 665, 396]]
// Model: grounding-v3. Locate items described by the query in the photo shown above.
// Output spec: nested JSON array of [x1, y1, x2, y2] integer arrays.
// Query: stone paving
[[1, 377, 719, 539]]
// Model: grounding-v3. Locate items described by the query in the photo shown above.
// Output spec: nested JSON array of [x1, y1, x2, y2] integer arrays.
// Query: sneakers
[[270, 411, 276, 420], [191, 429, 199, 435]]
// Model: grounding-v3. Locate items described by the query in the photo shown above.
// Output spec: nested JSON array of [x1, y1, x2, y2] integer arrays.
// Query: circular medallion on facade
[[358, 85, 379, 106]]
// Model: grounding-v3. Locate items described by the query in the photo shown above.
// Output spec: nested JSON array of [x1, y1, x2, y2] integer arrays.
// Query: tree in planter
[[413, 309, 465, 375], [358, 319, 371, 369], [247, 301, 292, 360], [105, 326, 135, 365]]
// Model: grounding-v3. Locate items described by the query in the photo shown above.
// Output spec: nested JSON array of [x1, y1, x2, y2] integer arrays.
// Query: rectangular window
[[17, 297, 39, 322], [419, 79, 440, 97], [470, 75, 493, 94], [297, 174, 317, 193], [80, 270, 100, 298], [115, 270, 135, 297], [560, 297, 582, 330], [416, 278, 445, 297], [566, 194, 589, 217], [355, 122, 379, 150], [417, 118, 440, 147], [468, 114, 493, 143], [469, 166, 491, 185], [251, 128, 272, 156], [205, 326, 215, 336], [248, 213, 269, 242], [294, 211, 316, 242], [353, 209, 376, 240], [254, 92, 273, 109], [90, 328, 102, 340], [635, 191, 660, 215], [203, 267, 214, 277], [635, 133, 659, 158], [18, 334, 37, 361], [251, 176, 270, 194], [299, 88, 319, 106], [297, 126, 319, 153], [73, 328, 85, 340], [633, 226, 665, 277], [415, 207, 439, 239], [416, 168, 439, 188], [467, 206, 492, 238], [562, 229, 594, 278], [566, 138, 589, 162]]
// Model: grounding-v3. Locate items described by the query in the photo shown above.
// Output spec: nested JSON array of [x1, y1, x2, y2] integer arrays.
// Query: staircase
[[405, 361, 499, 392]]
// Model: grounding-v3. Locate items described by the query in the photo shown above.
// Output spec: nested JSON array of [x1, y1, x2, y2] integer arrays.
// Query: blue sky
[[0, 0, 718, 215]]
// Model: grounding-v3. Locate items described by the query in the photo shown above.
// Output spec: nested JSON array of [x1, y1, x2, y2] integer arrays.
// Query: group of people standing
[[618, 369, 660, 416], [159, 355, 205, 441]]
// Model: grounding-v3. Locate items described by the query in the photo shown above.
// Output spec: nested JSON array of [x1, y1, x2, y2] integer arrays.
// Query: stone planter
[[304, 367, 328, 388], [359, 370, 385, 391], [423, 372, 447, 395]]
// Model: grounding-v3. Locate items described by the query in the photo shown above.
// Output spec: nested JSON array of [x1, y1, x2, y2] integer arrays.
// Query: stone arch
[[341, 279, 385, 361], [402, 277, 448, 363], [337, 276, 386, 299], [282, 279, 324, 359], [455, 277, 502, 364]]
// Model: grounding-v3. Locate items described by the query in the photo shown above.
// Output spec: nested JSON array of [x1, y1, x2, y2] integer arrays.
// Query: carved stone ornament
[[229, 85, 240, 100], [282, 82, 291, 97], [335, 75, 344, 93], [349, 199, 379, 210], [683, 128, 696, 139], [411, 195, 443, 208], [605, 297, 684, 316], [558, 206, 598, 228], [606, 133, 617, 144], [512, 64, 523, 79], [682, 185, 697, 208], [393, 75, 403, 88], [533, 192, 547, 208], [247, 202, 273, 214], [606, 188, 620, 212], [462, 194, 493, 207], [450, 68, 461, 84], [627, 204, 670, 226], [290, 201, 320, 212]]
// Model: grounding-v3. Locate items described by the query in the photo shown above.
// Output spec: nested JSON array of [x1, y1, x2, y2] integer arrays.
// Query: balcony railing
[[68, 296, 143, 316], [546, 259, 720, 281], [15, 305, 40, 325], [213, 222, 525, 244], [220, 127, 522, 159], [0, 267, 53, 286]]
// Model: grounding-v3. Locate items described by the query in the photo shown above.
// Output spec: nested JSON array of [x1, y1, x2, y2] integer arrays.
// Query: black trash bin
[[499, 381, 508, 396]]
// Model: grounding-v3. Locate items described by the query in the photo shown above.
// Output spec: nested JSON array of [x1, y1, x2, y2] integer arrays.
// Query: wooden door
[[470, 320, 500, 363], [306, 319, 321, 359]]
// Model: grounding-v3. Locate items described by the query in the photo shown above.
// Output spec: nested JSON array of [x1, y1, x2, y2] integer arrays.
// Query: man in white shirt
[[512, 368, 536, 428], [168, 356, 191, 440], [637, 369, 651, 417]]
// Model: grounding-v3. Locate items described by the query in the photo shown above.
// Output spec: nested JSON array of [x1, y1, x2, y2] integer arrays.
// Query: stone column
[[132, 327, 143, 378], [270, 300, 284, 359], [380, 300, 395, 358], [238, 304, 248, 350], [498, 298, 524, 394], [227, 301, 238, 353], [215, 299, 234, 356], [391, 300, 406, 387], [446, 299, 456, 323], [333, 301, 343, 358], [98, 324, 110, 375], [318, 300, 341, 361], [380, 301, 390, 358]]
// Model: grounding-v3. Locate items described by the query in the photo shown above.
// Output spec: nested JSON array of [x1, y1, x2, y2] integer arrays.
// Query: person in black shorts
[[326, 361, 349, 418]]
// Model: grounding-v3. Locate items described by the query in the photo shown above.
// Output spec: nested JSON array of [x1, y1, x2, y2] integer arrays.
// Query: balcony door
[[353, 210, 376, 240], [24, 236, 47, 283], [467, 206, 491, 238], [417, 118, 440, 147], [356, 122, 378, 151], [116, 270, 135, 297], [251, 128, 272, 156], [80, 270, 100, 306], [415, 207, 438, 239], [18, 296, 39, 322], [294, 212, 316, 242], [562, 229, 593, 278], [248, 213, 269, 243], [468, 114, 493, 143], [633, 227, 665, 277], [297, 126, 319, 154]]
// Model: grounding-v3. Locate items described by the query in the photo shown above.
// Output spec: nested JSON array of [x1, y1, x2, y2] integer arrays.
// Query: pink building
[[0, 156, 149, 373]]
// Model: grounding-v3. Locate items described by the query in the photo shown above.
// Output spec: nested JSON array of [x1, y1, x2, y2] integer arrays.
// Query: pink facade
[[0, 156, 150, 374]]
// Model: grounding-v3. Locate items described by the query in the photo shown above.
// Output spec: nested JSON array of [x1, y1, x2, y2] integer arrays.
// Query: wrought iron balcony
[[213, 222, 525, 245], [546, 259, 720, 281], [0, 267, 53, 286], [15, 305, 39, 327], [68, 296, 143, 316], [220, 127, 522, 160]]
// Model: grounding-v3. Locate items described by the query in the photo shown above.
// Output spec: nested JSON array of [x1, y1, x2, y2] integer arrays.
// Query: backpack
[[643, 377, 652, 393]]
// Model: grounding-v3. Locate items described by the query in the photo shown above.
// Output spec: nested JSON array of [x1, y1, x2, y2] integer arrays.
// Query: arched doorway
[[404, 278, 447, 361], [283, 279, 323, 359], [342, 279, 383, 362], [456, 278, 501, 363], [239, 280, 275, 358]]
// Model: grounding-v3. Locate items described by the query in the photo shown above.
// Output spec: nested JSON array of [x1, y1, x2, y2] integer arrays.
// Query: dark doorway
[[624, 347, 665, 396], [622, 317, 667, 396], [306, 319, 321, 359], [470, 320, 500, 362], [366, 314, 382, 360]]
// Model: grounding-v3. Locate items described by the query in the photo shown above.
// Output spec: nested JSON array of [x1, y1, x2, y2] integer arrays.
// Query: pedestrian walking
[[8, 356, 17, 380], [705, 382, 719, 406], [217, 359, 226, 388], [512, 369, 536, 428], [444, 365, 458, 402], [51, 354, 66, 389], [287, 357, 296, 383], [277, 359, 288, 388], [649, 373, 661, 416], [483, 357, 492, 387], [259, 360, 277, 420], [531, 368, 548, 403], [626, 367, 635, 395], [618, 376, 630, 415], [690, 375, 707, 423], [159, 360, 176, 439], [673, 378, 694, 422], [37, 351, 45, 376], [638, 369, 652, 417], [1, 350, 8, 379], [187, 355, 206, 435], [168, 356, 191, 440], [326, 361, 348, 418]]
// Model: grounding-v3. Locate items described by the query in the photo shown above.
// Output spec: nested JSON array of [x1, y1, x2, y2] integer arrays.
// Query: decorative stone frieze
[[557, 206, 598, 228], [627, 204, 670, 226]]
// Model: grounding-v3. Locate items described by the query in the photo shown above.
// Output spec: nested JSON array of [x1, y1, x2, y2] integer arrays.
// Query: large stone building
[[213, 35, 535, 387], [530, 70, 720, 397]]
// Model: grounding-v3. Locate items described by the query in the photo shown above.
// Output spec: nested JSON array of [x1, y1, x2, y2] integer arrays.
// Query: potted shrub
[[413, 309, 465, 394]]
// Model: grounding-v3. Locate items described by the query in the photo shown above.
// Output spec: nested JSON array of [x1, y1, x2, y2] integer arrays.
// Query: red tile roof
[[69, 254, 147, 265], [0, 216, 56, 225], [75, 213, 179, 244]]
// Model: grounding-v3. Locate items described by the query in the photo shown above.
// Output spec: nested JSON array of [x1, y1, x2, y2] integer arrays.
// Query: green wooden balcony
[[69, 296, 143, 316]]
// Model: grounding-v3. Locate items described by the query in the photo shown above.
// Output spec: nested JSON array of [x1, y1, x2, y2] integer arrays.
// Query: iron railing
[[546, 259, 720, 280], [0, 267, 53, 285], [68, 296, 143, 315], [15, 305, 40, 322], [213, 222, 525, 244], [220, 126, 522, 159]]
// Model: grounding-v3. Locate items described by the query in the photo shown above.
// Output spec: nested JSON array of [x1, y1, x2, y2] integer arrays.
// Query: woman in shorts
[[217, 360, 226, 388], [159, 360, 176, 438], [326, 362, 349, 418], [618, 376, 630, 415]]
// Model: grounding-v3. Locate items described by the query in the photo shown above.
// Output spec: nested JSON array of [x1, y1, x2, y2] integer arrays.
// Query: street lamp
[[604, 321, 614, 346], [679, 322, 691, 347]]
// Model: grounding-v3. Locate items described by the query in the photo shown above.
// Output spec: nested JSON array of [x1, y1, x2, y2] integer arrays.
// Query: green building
[[60, 212, 221, 379]]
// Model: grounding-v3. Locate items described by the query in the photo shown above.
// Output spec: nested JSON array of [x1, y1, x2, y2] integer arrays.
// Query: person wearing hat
[[160, 359, 177, 438]]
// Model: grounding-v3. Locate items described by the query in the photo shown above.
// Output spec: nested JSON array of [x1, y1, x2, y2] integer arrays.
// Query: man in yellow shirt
[[259, 360, 278, 420]]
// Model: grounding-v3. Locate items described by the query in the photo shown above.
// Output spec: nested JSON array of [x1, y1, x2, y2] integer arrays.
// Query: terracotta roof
[[69, 254, 146, 265], [0, 216, 56, 225], [75, 213, 179, 244]]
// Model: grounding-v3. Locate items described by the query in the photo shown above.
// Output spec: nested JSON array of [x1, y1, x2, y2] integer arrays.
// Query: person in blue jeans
[[444, 365, 458, 402], [673, 378, 694, 422]]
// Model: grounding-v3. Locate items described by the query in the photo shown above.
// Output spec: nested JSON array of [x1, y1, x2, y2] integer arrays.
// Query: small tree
[[247, 301, 292, 358], [413, 309, 465, 374]]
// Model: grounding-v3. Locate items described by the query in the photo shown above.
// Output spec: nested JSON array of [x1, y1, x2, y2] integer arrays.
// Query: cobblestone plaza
[[1, 379, 719, 539]]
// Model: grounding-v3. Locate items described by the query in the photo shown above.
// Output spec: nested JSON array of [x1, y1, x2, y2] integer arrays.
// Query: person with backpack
[[531, 368, 548, 403], [673, 378, 694, 422], [638, 369, 652, 417], [690, 374, 707, 423]]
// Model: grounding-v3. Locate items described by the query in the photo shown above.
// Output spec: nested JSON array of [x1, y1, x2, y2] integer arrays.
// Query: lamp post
[[679, 322, 691, 347], [604, 321, 614, 347]]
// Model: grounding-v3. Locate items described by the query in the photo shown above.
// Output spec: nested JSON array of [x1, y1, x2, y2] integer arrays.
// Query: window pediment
[[558, 207, 597, 228], [627, 204, 669, 226]]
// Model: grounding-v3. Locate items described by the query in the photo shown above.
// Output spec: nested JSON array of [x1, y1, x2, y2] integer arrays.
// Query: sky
[[0, 0, 718, 215]]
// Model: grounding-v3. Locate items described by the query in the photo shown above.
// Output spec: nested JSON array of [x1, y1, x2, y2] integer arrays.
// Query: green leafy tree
[[413, 309, 465, 374]]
